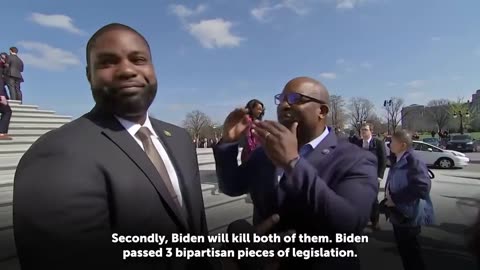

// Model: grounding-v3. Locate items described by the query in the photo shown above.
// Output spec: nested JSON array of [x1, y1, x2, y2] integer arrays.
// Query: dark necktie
[[135, 127, 182, 210]]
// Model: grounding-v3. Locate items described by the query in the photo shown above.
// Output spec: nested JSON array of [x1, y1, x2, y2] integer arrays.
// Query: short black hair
[[245, 99, 265, 120], [9, 47, 18, 53], [85, 23, 150, 67]]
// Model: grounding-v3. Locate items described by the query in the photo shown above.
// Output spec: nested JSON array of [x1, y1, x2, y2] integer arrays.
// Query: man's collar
[[115, 113, 158, 138], [303, 126, 329, 150]]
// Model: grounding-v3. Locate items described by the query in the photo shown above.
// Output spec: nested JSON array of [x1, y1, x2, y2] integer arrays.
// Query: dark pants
[[393, 225, 425, 270], [6, 77, 22, 101], [0, 103, 12, 134]]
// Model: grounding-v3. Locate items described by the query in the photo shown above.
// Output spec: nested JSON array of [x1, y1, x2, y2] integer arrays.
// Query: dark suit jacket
[[213, 128, 378, 270], [13, 107, 213, 270], [6, 54, 23, 81], [356, 137, 387, 178]]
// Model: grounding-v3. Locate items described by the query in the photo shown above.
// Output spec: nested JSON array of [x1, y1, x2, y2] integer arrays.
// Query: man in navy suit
[[213, 76, 378, 270]]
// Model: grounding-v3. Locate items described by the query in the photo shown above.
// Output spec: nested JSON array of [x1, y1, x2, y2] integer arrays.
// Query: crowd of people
[[9, 22, 479, 270], [0, 46, 24, 140]]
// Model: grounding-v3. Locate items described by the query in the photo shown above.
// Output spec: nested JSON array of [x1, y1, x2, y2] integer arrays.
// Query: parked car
[[446, 134, 478, 152], [412, 140, 470, 169], [422, 137, 440, 147]]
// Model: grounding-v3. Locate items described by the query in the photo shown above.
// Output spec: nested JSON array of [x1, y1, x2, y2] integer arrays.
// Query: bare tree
[[426, 99, 450, 131], [383, 97, 404, 134], [328, 95, 347, 129], [368, 114, 388, 134], [182, 110, 212, 146], [348, 97, 375, 132]]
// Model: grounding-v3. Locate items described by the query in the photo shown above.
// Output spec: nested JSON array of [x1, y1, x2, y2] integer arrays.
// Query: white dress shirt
[[277, 127, 330, 182], [115, 115, 184, 207], [362, 136, 372, 149]]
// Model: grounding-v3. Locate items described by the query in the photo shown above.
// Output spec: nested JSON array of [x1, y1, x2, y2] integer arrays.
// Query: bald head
[[284, 76, 330, 104]]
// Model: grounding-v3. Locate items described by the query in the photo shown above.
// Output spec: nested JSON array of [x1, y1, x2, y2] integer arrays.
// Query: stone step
[[0, 186, 12, 206], [10, 118, 71, 124], [10, 107, 56, 114], [7, 129, 50, 137], [8, 122, 65, 129], [0, 145, 30, 155], [11, 112, 71, 119], [0, 174, 14, 187], [7, 104, 38, 110]]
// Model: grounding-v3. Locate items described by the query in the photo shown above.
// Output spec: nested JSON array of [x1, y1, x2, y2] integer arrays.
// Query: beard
[[91, 83, 157, 119]]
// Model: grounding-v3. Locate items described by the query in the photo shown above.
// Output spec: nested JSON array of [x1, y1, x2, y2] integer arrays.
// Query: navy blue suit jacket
[[213, 129, 378, 269]]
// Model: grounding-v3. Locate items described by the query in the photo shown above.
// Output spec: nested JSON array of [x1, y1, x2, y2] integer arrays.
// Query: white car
[[412, 140, 470, 169]]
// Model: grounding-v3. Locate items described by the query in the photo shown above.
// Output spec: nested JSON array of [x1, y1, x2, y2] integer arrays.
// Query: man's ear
[[318, 105, 329, 119]]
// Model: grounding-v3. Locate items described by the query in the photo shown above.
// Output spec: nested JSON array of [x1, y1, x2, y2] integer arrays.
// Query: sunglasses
[[274, 92, 328, 106]]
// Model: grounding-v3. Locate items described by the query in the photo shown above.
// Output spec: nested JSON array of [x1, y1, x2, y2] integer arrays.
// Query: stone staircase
[[0, 100, 253, 268]]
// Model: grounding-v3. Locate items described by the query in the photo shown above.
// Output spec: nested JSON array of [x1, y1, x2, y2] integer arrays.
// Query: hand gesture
[[252, 120, 299, 169], [222, 108, 251, 143]]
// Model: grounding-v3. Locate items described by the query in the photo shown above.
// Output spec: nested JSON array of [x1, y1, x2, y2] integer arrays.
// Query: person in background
[[0, 92, 11, 140], [348, 129, 359, 144], [5, 47, 24, 102], [384, 129, 435, 270], [240, 99, 265, 163], [357, 123, 386, 230], [0, 52, 8, 99]]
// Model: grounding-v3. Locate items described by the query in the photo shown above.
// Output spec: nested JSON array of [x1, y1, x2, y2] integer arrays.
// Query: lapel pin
[[163, 130, 172, 137], [321, 149, 330, 155]]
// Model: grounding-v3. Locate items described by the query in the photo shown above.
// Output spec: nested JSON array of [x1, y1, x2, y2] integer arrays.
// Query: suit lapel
[[305, 128, 338, 166], [152, 120, 201, 233], [277, 128, 337, 206], [88, 108, 189, 231]]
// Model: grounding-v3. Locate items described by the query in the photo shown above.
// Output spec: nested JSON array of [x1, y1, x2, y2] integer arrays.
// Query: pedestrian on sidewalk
[[383, 129, 435, 270], [0, 93, 12, 140]]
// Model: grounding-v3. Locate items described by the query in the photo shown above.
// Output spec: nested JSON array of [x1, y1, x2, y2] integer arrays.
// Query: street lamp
[[384, 99, 393, 135], [452, 111, 470, 134]]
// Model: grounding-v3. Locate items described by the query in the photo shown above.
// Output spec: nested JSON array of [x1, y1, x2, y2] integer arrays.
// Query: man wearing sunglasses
[[214, 76, 378, 269]]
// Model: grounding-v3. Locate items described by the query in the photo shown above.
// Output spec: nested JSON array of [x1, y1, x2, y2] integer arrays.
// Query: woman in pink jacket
[[240, 99, 265, 163]]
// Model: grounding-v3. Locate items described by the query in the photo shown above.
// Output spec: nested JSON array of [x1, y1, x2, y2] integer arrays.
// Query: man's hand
[[221, 108, 250, 143], [252, 121, 299, 169]]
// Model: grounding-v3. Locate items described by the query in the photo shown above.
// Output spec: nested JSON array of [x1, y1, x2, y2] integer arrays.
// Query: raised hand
[[221, 108, 251, 143], [252, 120, 299, 169]]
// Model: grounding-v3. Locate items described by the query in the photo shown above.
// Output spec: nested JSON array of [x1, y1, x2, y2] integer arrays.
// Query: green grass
[[418, 132, 480, 140]]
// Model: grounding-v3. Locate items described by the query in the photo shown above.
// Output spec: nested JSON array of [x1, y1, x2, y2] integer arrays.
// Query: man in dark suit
[[213, 77, 378, 269], [13, 23, 213, 270], [357, 123, 386, 230], [5, 47, 23, 101]]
